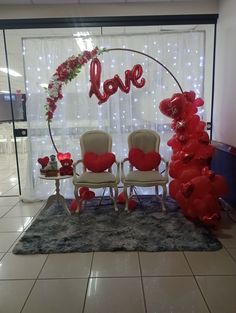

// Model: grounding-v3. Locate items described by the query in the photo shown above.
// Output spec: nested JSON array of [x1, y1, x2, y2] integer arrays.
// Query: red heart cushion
[[83, 152, 116, 173], [128, 148, 161, 171]]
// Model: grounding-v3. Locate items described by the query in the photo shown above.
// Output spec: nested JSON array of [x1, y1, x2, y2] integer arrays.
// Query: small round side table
[[39, 175, 72, 215]]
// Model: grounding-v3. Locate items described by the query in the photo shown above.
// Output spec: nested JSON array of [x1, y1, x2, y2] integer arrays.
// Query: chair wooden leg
[[124, 185, 129, 211], [74, 186, 80, 213], [109, 187, 114, 198], [160, 185, 167, 212], [129, 186, 134, 197], [155, 185, 159, 196], [113, 186, 119, 212]]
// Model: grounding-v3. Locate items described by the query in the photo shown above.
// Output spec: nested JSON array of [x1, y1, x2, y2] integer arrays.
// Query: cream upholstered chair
[[121, 129, 169, 211], [73, 130, 120, 211]]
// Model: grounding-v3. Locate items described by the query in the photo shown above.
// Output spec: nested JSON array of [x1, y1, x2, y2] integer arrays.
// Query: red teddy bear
[[59, 158, 73, 176]]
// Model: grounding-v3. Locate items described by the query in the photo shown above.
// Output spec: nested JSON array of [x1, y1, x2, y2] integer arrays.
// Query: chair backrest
[[80, 130, 112, 157], [128, 129, 160, 153]]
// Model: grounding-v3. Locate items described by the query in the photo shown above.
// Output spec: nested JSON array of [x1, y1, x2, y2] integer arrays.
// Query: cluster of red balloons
[[159, 91, 228, 227]]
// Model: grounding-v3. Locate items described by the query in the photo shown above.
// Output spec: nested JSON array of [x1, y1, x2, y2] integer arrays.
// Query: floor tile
[[0, 232, 20, 252], [0, 217, 33, 232], [143, 276, 209, 313], [0, 183, 14, 195], [84, 277, 145, 313], [22, 279, 87, 313], [0, 206, 12, 217], [0, 252, 4, 259], [140, 252, 192, 276], [227, 248, 236, 261], [3, 187, 19, 196], [39, 253, 93, 279], [185, 249, 236, 275], [91, 252, 140, 277], [0, 197, 19, 206], [5, 202, 43, 217], [0, 253, 47, 279], [197, 276, 236, 313], [0, 280, 34, 313]]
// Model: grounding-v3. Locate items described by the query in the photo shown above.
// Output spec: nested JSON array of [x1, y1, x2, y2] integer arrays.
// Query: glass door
[[0, 30, 19, 197]]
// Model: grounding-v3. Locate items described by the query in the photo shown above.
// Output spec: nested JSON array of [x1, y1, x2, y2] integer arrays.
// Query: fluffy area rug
[[13, 196, 222, 254]]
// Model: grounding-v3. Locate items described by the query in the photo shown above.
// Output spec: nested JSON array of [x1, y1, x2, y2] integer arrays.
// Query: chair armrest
[[121, 158, 129, 182], [161, 157, 169, 181]]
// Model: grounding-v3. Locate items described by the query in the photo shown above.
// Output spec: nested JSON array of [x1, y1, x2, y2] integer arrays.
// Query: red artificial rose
[[46, 111, 53, 120]]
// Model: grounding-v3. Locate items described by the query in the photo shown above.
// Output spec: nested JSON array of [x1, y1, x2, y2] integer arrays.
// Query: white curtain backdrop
[[22, 29, 205, 199]]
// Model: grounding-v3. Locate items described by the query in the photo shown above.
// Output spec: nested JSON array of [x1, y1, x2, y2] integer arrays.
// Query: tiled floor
[[0, 197, 236, 312]]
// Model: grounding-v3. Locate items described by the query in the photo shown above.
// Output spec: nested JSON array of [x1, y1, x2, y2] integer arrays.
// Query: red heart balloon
[[128, 198, 137, 210], [83, 152, 116, 172], [159, 96, 183, 119], [201, 213, 219, 227], [117, 192, 126, 204], [57, 152, 71, 161], [79, 187, 89, 197], [38, 156, 49, 168], [201, 167, 215, 179], [198, 132, 210, 145], [181, 182, 194, 198], [69, 199, 78, 212], [128, 148, 161, 171], [81, 190, 95, 201]]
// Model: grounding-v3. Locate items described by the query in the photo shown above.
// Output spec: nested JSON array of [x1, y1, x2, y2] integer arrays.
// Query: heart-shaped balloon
[[159, 96, 184, 119], [117, 192, 126, 204], [128, 198, 137, 210], [38, 156, 49, 168], [79, 187, 89, 197], [194, 97, 204, 107], [79, 187, 95, 201], [201, 167, 215, 179], [181, 182, 194, 198], [128, 148, 161, 171], [198, 132, 210, 145], [57, 152, 71, 161], [201, 213, 219, 227]]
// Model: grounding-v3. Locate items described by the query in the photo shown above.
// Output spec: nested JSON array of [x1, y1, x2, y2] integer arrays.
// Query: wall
[[211, 0, 236, 207], [213, 0, 236, 147], [0, 1, 218, 19]]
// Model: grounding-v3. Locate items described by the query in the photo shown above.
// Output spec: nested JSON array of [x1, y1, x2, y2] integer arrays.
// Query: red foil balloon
[[89, 58, 145, 104]]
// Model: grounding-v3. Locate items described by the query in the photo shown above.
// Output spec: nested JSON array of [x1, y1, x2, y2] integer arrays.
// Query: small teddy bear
[[59, 158, 73, 176]]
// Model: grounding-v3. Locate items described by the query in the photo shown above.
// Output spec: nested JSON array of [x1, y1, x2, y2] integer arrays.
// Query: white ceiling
[[0, 0, 202, 4]]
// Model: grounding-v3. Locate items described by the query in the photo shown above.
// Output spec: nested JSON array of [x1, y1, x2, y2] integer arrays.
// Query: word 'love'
[[89, 58, 145, 104]]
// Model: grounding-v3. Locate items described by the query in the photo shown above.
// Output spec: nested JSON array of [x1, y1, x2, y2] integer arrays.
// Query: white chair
[[73, 130, 120, 212], [121, 129, 169, 211]]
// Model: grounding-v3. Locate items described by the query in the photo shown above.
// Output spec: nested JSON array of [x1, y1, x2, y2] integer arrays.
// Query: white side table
[[39, 175, 72, 215]]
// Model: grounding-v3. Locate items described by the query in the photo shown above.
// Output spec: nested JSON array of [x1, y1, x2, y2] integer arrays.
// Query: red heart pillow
[[83, 152, 116, 173], [129, 148, 161, 171]]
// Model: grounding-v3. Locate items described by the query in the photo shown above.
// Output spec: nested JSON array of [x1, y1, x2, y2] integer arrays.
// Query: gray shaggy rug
[[13, 196, 222, 254]]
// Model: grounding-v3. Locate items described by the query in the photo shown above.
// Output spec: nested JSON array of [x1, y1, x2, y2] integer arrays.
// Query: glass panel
[[5, 24, 214, 200], [0, 30, 19, 197]]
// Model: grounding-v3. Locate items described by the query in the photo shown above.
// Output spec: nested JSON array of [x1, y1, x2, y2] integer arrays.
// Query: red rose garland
[[44, 47, 104, 122]]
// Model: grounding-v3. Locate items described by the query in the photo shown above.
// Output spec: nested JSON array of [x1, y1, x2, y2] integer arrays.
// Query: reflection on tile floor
[[0, 161, 236, 312]]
